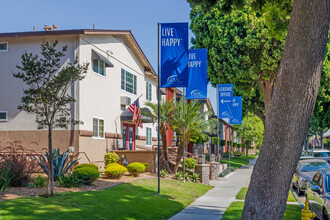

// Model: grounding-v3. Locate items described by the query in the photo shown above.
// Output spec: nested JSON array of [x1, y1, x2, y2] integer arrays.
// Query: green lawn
[[222, 202, 301, 220], [221, 155, 257, 169], [236, 187, 296, 202], [0, 179, 213, 220]]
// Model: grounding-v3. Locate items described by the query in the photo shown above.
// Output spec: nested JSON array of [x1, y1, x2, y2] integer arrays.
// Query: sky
[[0, 0, 217, 112]]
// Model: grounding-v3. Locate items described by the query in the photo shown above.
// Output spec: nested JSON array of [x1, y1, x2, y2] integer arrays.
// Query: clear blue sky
[[0, 0, 217, 112]]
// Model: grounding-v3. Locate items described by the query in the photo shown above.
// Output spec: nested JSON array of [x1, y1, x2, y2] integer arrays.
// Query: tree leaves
[[13, 40, 89, 130]]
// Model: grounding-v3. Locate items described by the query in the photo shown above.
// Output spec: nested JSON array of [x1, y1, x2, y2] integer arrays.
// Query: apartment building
[[0, 28, 159, 165]]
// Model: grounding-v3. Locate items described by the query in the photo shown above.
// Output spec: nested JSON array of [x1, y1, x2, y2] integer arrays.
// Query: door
[[123, 123, 135, 150]]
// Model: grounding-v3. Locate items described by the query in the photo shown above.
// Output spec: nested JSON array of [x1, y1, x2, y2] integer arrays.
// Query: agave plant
[[34, 148, 79, 181]]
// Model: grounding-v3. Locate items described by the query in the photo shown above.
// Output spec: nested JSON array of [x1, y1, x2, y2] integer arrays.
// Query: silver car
[[293, 159, 330, 194], [307, 169, 330, 220]]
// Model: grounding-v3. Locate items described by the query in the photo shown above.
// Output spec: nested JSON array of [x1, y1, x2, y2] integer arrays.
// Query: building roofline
[[0, 29, 157, 76]]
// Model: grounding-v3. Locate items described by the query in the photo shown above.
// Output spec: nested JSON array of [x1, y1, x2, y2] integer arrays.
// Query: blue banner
[[186, 49, 208, 100], [160, 23, 189, 88], [219, 97, 233, 119], [218, 84, 233, 98], [229, 97, 242, 124]]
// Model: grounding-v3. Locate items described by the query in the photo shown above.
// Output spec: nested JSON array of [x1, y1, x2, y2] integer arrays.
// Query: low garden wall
[[110, 150, 157, 173]]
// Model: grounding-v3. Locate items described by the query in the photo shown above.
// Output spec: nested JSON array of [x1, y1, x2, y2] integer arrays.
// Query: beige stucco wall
[[0, 130, 79, 153]]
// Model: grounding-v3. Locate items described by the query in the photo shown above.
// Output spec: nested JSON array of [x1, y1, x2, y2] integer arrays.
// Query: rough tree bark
[[174, 141, 184, 173], [160, 128, 172, 173], [242, 1, 330, 219], [47, 127, 55, 196]]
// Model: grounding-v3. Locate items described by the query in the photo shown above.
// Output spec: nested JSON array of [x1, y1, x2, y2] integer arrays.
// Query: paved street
[[169, 159, 257, 220]]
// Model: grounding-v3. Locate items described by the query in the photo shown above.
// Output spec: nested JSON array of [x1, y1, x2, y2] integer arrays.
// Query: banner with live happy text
[[160, 23, 189, 88], [186, 49, 208, 100]]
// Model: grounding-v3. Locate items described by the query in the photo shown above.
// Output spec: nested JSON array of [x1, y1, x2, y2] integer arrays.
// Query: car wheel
[[323, 208, 329, 220]]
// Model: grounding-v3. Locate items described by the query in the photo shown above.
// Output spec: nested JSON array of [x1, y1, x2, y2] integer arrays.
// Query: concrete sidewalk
[[169, 159, 257, 220]]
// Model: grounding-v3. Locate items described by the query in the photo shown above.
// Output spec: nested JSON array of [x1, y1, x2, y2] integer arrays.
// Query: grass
[[236, 187, 297, 202], [221, 155, 257, 169], [0, 178, 213, 220], [222, 201, 301, 220]]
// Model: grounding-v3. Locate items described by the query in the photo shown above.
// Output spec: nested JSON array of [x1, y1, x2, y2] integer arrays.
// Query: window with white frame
[[121, 68, 137, 94], [0, 111, 8, 122], [146, 82, 152, 101], [0, 42, 8, 52], [92, 59, 105, 76], [93, 118, 104, 138], [146, 127, 152, 145]]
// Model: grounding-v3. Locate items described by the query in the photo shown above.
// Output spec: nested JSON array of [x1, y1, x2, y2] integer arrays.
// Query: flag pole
[[216, 84, 219, 161], [157, 22, 161, 195], [183, 87, 186, 183]]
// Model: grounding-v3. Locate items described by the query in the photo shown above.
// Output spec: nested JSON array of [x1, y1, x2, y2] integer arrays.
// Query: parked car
[[293, 159, 330, 195], [312, 149, 330, 158], [307, 169, 330, 220]]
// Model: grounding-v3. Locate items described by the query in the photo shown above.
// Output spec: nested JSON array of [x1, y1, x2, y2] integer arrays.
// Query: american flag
[[128, 98, 143, 128]]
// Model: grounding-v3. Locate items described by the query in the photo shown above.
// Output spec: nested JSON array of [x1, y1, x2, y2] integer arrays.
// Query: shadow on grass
[[0, 179, 211, 220]]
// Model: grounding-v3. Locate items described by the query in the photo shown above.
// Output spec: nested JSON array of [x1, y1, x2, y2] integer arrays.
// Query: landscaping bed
[[0, 172, 155, 202], [0, 178, 213, 219]]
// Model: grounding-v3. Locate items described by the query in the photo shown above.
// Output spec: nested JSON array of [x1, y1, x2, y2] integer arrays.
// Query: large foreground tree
[[13, 41, 88, 196], [188, 0, 330, 219]]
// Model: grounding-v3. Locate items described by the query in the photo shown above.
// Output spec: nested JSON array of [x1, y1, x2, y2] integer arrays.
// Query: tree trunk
[[160, 129, 172, 173], [47, 127, 55, 196], [258, 73, 276, 124], [174, 141, 184, 173], [242, 1, 330, 219]]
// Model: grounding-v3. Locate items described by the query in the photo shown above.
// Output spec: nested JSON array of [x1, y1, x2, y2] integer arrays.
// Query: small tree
[[13, 41, 88, 196], [171, 100, 213, 173], [143, 100, 174, 172]]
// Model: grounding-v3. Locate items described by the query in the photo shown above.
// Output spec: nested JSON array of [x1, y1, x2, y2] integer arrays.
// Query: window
[[146, 127, 152, 145], [93, 118, 104, 138], [146, 82, 152, 101], [0, 111, 8, 121], [92, 59, 105, 76], [121, 68, 137, 94], [0, 42, 8, 52]]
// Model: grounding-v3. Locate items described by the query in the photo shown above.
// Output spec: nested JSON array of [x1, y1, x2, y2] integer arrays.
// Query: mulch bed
[[0, 172, 170, 202]]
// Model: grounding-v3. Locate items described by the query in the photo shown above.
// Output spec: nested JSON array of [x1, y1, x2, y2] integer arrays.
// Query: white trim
[[0, 111, 8, 122], [92, 117, 105, 139], [146, 127, 152, 146], [92, 59, 106, 77], [0, 42, 8, 52]]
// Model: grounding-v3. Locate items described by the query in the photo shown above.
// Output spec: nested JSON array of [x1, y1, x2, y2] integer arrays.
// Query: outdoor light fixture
[[198, 155, 205, 164]]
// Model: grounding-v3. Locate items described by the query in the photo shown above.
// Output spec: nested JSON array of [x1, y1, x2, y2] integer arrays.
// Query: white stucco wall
[[0, 35, 77, 131], [78, 34, 158, 144]]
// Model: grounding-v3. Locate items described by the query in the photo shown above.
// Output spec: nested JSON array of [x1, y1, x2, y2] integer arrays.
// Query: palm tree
[[171, 100, 212, 173], [143, 100, 174, 172]]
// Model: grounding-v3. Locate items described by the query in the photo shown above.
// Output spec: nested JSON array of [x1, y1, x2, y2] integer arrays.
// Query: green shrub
[[58, 172, 81, 187], [33, 175, 46, 188], [127, 162, 146, 177], [205, 155, 210, 161], [104, 152, 119, 166], [160, 170, 168, 178], [73, 167, 100, 185], [191, 173, 200, 183], [219, 167, 235, 177], [0, 159, 14, 191], [184, 173, 191, 181], [74, 163, 98, 171], [143, 163, 150, 169], [233, 151, 243, 157], [223, 152, 233, 158], [174, 171, 183, 180], [184, 158, 197, 169], [104, 163, 127, 179]]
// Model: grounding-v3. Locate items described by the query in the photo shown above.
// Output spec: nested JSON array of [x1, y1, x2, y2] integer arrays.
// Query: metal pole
[[157, 22, 161, 195], [216, 84, 219, 162], [228, 125, 231, 168], [183, 87, 186, 183]]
